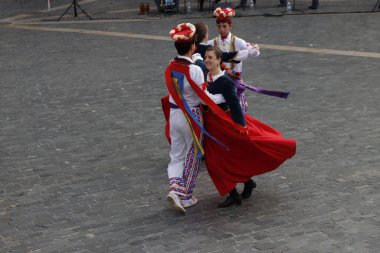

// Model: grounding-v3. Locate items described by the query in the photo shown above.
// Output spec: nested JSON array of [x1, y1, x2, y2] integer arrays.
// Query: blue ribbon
[[172, 71, 228, 157]]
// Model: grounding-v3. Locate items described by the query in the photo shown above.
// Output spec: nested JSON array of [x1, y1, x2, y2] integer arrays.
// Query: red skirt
[[161, 95, 171, 144], [204, 111, 296, 196]]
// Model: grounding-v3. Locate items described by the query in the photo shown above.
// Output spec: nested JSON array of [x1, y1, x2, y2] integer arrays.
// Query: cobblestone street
[[1, 0, 379, 252]]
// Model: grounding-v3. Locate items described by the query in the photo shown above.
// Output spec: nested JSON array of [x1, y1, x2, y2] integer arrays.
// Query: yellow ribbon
[[172, 77, 204, 156]]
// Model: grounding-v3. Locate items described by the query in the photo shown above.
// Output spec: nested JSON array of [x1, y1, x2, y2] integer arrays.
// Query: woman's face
[[204, 51, 220, 72]]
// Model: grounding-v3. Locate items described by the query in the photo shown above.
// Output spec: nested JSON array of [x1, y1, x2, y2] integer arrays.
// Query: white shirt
[[206, 70, 227, 104], [199, 42, 259, 62], [169, 55, 224, 107], [234, 47, 260, 61], [207, 33, 252, 74], [207, 70, 226, 82]]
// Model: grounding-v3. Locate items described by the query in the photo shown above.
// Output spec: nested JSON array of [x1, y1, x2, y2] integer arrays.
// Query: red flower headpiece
[[213, 7, 235, 21], [169, 23, 196, 43]]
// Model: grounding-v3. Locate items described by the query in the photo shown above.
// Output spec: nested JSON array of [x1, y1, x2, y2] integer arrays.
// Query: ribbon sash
[[234, 79, 289, 99], [167, 61, 247, 135], [164, 60, 249, 155]]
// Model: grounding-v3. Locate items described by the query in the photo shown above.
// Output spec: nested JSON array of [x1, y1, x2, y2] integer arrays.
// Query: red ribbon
[[165, 60, 247, 135]]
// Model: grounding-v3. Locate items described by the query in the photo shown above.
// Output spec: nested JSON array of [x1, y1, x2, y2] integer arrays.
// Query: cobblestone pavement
[[1, 0, 380, 252]]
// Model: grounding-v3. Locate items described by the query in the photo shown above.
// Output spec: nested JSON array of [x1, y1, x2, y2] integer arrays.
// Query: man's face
[[217, 22, 231, 38]]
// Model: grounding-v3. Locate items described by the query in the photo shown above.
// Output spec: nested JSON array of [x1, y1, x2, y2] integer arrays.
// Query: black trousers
[[280, 0, 319, 7], [240, 0, 256, 7], [311, 0, 319, 7], [199, 0, 205, 10]]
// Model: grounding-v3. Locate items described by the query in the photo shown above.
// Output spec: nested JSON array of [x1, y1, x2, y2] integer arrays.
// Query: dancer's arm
[[219, 77, 246, 126], [192, 53, 207, 79], [235, 36, 260, 56], [191, 65, 225, 104], [234, 45, 260, 61]]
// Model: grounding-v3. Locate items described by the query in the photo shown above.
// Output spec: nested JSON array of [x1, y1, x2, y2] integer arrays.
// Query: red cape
[[162, 59, 296, 196], [162, 60, 246, 145], [204, 111, 296, 196]]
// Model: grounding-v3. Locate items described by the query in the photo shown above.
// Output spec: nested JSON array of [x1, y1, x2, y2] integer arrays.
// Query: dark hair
[[194, 22, 208, 45], [174, 39, 195, 56], [216, 18, 232, 25], [206, 46, 223, 65]]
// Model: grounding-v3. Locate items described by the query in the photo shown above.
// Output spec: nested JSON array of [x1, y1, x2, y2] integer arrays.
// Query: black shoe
[[308, 5, 318, 10], [218, 188, 242, 208], [241, 179, 257, 199], [218, 195, 242, 208]]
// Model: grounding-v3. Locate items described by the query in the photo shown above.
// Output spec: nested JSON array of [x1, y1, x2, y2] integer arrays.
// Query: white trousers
[[167, 107, 203, 198], [167, 107, 202, 178]]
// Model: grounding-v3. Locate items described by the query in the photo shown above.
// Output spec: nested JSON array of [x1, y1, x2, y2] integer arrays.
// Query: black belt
[[170, 103, 200, 109]]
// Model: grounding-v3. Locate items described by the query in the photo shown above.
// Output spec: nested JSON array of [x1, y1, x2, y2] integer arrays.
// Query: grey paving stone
[[1, 1, 379, 252]]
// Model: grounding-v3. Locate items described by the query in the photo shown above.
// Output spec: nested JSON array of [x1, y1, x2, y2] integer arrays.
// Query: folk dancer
[[202, 46, 297, 207], [162, 23, 225, 213], [207, 7, 260, 113], [193, 21, 260, 81]]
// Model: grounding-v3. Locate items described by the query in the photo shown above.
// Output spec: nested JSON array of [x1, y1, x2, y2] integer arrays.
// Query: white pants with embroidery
[[167, 107, 202, 200]]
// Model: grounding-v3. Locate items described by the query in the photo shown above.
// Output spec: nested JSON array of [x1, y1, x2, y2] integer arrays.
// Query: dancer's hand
[[247, 43, 260, 57], [246, 43, 260, 50], [244, 126, 249, 135], [250, 43, 260, 50], [236, 126, 249, 135]]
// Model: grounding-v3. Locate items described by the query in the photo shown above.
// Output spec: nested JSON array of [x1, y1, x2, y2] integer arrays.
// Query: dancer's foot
[[308, 5, 318, 10], [218, 188, 242, 208], [181, 196, 198, 208], [167, 192, 186, 214], [241, 179, 257, 199]]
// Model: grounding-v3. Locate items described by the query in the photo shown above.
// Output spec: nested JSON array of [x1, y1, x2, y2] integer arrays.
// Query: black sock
[[229, 188, 239, 198], [244, 179, 254, 188]]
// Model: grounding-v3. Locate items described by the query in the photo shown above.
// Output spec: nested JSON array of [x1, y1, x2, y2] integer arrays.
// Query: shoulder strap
[[214, 37, 218, 47], [230, 35, 236, 70]]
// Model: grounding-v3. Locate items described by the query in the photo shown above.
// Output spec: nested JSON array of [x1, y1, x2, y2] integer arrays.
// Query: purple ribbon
[[234, 79, 289, 99]]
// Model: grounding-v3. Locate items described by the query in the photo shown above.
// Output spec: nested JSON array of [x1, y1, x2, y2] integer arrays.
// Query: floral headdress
[[169, 23, 196, 43], [213, 7, 235, 21]]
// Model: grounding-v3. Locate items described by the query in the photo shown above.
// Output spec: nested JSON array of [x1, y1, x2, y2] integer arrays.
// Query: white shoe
[[167, 192, 186, 214], [181, 196, 198, 208]]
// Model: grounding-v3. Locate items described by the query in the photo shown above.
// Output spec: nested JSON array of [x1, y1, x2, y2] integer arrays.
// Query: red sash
[[161, 59, 247, 148], [166, 60, 247, 133]]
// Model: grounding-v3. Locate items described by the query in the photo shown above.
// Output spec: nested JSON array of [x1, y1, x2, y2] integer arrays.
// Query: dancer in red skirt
[[203, 46, 297, 207]]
